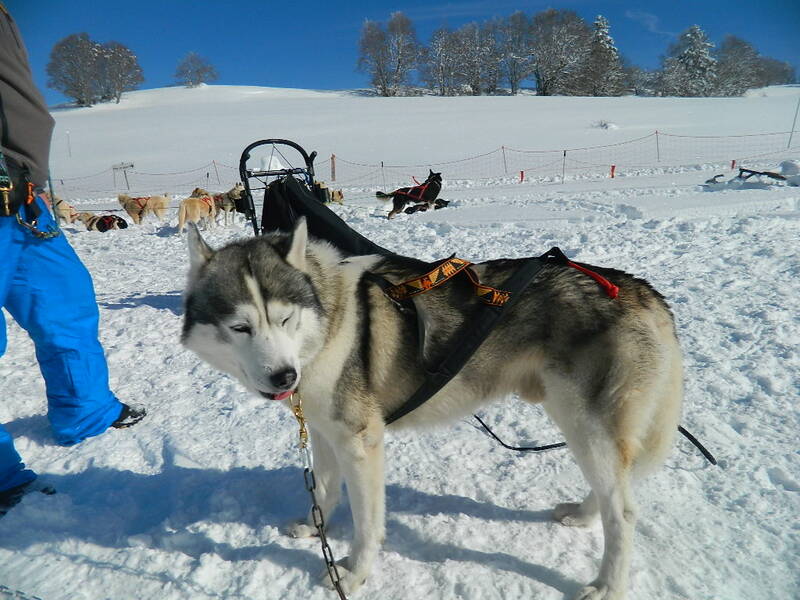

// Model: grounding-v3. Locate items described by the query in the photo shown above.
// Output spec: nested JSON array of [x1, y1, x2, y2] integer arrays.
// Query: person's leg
[[4, 199, 124, 446], [0, 214, 37, 491]]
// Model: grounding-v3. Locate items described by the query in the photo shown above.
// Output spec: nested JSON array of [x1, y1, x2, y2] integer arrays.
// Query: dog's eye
[[281, 316, 291, 327], [230, 324, 252, 334]]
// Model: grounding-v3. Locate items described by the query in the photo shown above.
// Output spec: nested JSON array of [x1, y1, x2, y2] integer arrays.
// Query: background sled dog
[[118, 193, 169, 224], [178, 187, 217, 233], [376, 170, 442, 219], [213, 183, 244, 226], [53, 195, 78, 224], [182, 219, 683, 599], [76, 212, 128, 231]]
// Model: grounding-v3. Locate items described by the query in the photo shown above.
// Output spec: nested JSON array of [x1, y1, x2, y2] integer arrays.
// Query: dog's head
[[426, 170, 442, 184], [191, 187, 210, 198], [182, 219, 324, 402]]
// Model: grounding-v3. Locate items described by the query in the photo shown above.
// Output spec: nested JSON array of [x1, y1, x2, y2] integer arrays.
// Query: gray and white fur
[[182, 219, 683, 600]]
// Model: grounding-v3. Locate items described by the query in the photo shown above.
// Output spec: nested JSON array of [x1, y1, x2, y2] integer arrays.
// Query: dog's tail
[[375, 191, 392, 200]]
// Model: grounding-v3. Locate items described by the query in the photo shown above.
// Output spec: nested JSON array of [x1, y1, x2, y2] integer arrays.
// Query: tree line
[[357, 9, 796, 98], [46, 33, 219, 106]]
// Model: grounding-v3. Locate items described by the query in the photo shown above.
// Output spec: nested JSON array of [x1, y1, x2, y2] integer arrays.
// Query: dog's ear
[[187, 223, 214, 281], [285, 217, 308, 271]]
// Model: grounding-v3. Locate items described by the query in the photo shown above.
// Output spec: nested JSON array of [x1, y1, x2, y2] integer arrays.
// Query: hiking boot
[[111, 403, 147, 429], [0, 480, 57, 518]]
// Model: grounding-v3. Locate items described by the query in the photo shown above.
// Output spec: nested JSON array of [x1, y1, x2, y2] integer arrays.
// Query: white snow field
[[1, 85, 799, 600]]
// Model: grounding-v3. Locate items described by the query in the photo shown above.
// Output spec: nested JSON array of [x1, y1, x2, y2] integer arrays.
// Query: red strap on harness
[[133, 197, 148, 209], [566, 261, 619, 299]]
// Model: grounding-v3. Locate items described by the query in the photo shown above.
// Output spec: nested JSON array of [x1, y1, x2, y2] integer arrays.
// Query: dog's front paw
[[283, 519, 318, 538], [554, 502, 599, 528], [573, 582, 623, 600], [319, 560, 366, 595]]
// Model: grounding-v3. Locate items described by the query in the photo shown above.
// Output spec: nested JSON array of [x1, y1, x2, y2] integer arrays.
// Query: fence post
[[212, 160, 221, 184], [381, 161, 386, 191], [731, 159, 736, 170], [788, 95, 800, 150], [610, 165, 616, 178], [501, 146, 508, 175], [561, 150, 567, 184], [655, 130, 661, 162], [331, 154, 336, 182], [519, 170, 524, 183]]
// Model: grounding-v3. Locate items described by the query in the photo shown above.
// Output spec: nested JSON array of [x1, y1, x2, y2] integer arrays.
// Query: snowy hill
[[1, 85, 798, 600]]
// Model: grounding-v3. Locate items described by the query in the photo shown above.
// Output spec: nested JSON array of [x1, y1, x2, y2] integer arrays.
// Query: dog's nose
[[270, 368, 297, 390]]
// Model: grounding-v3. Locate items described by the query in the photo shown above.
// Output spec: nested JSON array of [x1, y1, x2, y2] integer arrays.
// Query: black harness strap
[[384, 254, 548, 425]]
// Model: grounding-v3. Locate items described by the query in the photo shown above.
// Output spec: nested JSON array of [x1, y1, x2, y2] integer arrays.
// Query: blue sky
[[8, 0, 800, 105]]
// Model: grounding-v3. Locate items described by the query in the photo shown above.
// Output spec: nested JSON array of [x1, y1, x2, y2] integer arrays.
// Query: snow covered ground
[[1, 86, 799, 600]]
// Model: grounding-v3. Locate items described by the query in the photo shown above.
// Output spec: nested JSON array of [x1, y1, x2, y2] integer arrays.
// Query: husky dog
[[178, 187, 217, 233], [376, 170, 442, 219], [182, 219, 683, 600], [214, 183, 244, 226], [76, 212, 128, 231]]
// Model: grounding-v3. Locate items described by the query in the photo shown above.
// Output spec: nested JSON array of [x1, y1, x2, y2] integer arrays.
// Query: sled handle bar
[[238, 139, 318, 236]]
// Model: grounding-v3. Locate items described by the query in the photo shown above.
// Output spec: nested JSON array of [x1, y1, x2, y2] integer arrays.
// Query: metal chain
[[290, 395, 348, 600]]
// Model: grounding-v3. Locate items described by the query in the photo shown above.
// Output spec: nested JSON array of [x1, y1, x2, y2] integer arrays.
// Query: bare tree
[[358, 12, 420, 96], [452, 22, 500, 96], [420, 27, 460, 96], [358, 20, 392, 96], [529, 9, 592, 96], [95, 42, 144, 103], [386, 12, 421, 95], [175, 52, 218, 87], [754, 56, 796, 87], [46, 33, 101, 106], [498, 11, 533, 95]]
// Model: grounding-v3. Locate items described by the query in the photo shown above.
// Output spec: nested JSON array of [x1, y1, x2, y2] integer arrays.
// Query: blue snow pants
[[0, 198, 124, 492]]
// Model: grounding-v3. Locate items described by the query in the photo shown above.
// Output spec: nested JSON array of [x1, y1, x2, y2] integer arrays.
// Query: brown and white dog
[[178, 187, 217, 233], [53, 195, 79, 224], [118, 193, 170, 224], [76, 212, 128, 232]]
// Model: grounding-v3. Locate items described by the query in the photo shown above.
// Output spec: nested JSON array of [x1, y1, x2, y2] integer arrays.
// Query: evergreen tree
[[46, 33, 101, 106], [581, 15, 625, 96], [660, 25, 717, 97], [174, 52, 218, 87]]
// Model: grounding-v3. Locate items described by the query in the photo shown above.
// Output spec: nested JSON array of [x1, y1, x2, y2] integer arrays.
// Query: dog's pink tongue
[[273, 390, 293, 401]]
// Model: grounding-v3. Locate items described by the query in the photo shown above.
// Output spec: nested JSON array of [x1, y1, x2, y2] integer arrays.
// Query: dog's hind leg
[[544, 397, 636, 600], [286, 428, 343, 538], [327, 418, 386, 594]]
